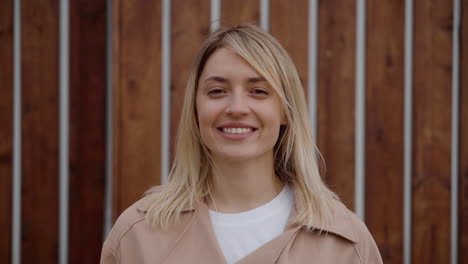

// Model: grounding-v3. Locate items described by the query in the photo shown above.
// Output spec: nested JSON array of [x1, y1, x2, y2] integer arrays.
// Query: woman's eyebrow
[[246, 77, 267, 83], [204, 76, 227, 83], [203, 76, 266, 84]]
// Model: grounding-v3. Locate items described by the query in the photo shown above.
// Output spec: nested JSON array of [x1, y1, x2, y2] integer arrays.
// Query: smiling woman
[[100, 24, 383, 264]]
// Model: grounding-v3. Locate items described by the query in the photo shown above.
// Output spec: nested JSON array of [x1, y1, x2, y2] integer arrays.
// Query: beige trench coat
[[101, 197, 383, 264]]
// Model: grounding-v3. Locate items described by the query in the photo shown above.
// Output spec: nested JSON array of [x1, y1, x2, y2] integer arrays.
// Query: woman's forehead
[[201, 48, 257, 75]]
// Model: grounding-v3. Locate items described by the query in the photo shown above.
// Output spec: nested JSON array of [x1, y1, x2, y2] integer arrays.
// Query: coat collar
[[180, 196, 358, 243], [137, 192, 358, 244], [308, 200, 358, 243]]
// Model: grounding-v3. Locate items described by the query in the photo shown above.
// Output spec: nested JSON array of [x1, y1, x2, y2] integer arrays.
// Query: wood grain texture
[[21, 0, 59, 263], [221, 0, 260, 27], [459, 0, 468, 261], [317, 0, 356, 210], [112, 0, 121, 222], [0, 0, 13, 262], [68, 0, 106, 262], [365, 1, 404, 263], [270, 0, 308, 96], [113, 0, 162, 219], [412, 0, 453, 263], [170, 0, 210, 162]]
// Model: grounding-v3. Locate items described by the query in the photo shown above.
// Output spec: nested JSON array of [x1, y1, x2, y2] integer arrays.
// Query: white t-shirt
[[209, 185, 294, 264]]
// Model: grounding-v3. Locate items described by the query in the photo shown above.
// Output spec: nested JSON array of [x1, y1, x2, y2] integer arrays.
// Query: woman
[[101, 24, 383, 264]]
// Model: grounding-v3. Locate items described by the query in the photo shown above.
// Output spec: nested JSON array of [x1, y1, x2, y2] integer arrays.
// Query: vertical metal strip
[[103, 0, 114, 238], [308, 0, 318, 141], [210, 0, 220, 32], [354, 0, 366, 220], [260, 0, 270, 31], [161, 0, 171, 184], [58, 0, 70, 263], [403, 0, 414, 263], [12, 0, 22, 263], [451, 0, 461, 263]]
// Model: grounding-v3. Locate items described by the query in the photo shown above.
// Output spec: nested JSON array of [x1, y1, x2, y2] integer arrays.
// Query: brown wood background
[[0, 0, 466, 263], [170, 0, 210, 160], [68, 0, 107, 263], [221, 0, 259, 27], [317, 0, 356, 211], [412, 0, 453, 262], [365, 0, 405, 262], [21, 1, 59, 263], [0, 0, 13, 262], [113, 0, 163, 216]]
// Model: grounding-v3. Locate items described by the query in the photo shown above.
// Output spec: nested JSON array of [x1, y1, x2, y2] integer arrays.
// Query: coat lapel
[[162, 203, 227, 264], [235, 226, 301, 264]]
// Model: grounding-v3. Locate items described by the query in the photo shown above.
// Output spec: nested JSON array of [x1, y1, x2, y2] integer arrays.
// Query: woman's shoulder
[[102, 198, 148, 251], [102, 189, 196, 263], [104, 186, 167, 249], [103, 185, 194, 248], [292, 199, 383, 264], [326, 199, 383, 263], [323, 199, 374, 242]]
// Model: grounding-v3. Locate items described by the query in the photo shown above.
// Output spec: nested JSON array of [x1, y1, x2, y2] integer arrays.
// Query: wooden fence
[[0, 0, 467, 263]]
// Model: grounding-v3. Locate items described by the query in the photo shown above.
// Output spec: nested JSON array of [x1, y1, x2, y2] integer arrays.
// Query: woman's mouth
[[221, 127, 254, 134], [217, 126, 257, 140]]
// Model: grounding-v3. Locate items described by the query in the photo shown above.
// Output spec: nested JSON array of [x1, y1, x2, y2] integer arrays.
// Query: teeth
[[222, 127, 253, 134]]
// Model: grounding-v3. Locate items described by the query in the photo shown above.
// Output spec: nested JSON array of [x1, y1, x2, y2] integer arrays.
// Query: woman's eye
[[207, 88, 225, 95], [251, 88, 268, 95]]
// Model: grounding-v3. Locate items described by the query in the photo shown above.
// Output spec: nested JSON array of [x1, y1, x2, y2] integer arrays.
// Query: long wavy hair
[[141, 24, 338, 231]]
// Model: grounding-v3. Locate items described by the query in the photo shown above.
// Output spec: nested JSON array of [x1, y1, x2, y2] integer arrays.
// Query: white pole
[[450, 0, 461, 263], [161, 0, 172, 184], [260, 0, 270, 31], [210, 0, 221, 32], [58, 0, 70, 263], [308, 0, 318, 141], [354, 0, 367, 220], [403, 0, 414, 263], [12, 0, 22, 263]]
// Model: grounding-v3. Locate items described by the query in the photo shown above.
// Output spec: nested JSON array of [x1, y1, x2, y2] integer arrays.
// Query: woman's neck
[[206, 153, 284, 213]]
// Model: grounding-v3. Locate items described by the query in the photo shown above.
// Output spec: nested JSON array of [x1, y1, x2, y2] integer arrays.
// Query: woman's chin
[[212, 149, 270, 164]]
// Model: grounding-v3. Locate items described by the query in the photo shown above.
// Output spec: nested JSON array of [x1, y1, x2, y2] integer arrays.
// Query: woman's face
[[196, 48, 285, 163]]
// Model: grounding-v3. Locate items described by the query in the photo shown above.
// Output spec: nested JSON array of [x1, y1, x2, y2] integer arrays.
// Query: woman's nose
[[225, 92, 249, 116]]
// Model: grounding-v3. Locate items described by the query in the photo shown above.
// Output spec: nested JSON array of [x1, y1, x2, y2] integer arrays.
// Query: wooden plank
[[316, 0, 356, 210], [170, 0, 210, 161], [459, 0, 468, 261], [412, 0, 453, 263], [365, 1, 405, 263], [113, 0, 162, 218], [21, 0, 59, 263], [221, 0, 260, 27], [68, 0, 106, 262], [270, 0, 308, 95], [112, 0, 121, 222], [0, 0, 13, 262]]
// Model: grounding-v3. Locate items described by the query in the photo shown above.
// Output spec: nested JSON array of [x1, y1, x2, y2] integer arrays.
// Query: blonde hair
[[141, 24, 338, 231]]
